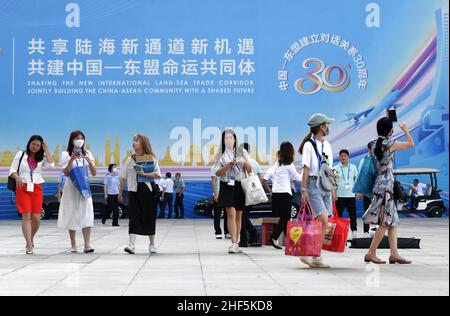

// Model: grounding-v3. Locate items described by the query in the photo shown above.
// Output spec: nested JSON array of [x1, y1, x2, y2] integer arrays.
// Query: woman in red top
[[9, 135, 54, 254]]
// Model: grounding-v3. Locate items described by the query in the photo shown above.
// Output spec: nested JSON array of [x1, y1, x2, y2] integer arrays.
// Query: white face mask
[[113, 168, 118, 175], [73, 139, 85, 148]]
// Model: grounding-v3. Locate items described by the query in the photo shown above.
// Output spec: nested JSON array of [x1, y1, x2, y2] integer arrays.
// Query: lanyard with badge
[[340, 164, 351, 190], [27, 156, 37, 192], [225, 150, 239, 186]]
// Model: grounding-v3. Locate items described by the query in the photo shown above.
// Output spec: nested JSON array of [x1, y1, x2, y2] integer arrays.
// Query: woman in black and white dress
[[215, 129, 252, 254]]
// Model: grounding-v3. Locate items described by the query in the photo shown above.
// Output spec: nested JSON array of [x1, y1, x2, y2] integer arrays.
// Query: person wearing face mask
[[102, 164, 121, 226], [298, 113, 335, 269], [9, 135, 54, 254], [58, 130, 97, 254], [215, 129, 253, 254], [363, 118, 415, 265]]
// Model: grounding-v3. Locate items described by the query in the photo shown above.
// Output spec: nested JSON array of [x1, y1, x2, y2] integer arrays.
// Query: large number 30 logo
[[294, 58, 350, 94]]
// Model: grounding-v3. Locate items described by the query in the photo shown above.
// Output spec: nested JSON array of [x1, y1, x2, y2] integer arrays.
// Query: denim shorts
[[307, 177, 333, 218]]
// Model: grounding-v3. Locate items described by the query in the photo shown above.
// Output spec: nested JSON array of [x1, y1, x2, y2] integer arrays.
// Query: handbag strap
[[298, 201, 313, 222], [332, 201, 339, 218], [16, 151, 25, 174], [10, 151, 25, 205]]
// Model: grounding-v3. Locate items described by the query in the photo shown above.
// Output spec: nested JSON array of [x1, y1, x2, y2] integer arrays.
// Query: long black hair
[[26, 135, 45, 163], [278, 142, 295, 165], [374, 117, 393, 161], [67, 130, 87, 156], [221, 129, 237, 155]]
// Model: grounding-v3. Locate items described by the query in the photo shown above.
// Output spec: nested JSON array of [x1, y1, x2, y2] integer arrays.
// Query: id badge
[[227, 177, 236, 187], [27, 182, 35, 192]]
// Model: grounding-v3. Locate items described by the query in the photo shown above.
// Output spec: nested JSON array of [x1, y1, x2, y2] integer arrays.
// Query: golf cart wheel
[[427, 206, 443, 218], [291, 204, 299, 219]]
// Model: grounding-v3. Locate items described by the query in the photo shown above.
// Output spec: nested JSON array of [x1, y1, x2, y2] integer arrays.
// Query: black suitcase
[[350, 237, 421, 249]]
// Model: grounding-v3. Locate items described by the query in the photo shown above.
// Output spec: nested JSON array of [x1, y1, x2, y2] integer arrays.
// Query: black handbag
[[394, 180, 406, 201], [7, 151, 25, 192]]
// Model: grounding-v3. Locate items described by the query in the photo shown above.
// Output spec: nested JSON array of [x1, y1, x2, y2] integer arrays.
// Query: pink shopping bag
[[285, 202, 323, 257]]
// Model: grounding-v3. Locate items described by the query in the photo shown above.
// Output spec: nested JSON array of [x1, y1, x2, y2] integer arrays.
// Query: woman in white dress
[[58, 130, 97, 253]]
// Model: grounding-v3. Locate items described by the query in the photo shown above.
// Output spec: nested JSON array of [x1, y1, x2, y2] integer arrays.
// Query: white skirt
[[57, 178, 94, 230]]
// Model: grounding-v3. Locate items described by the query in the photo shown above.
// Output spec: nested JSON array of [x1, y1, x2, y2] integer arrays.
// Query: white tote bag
[[240, 173, 269, 206]]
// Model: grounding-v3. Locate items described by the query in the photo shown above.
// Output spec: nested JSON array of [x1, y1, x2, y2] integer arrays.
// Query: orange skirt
[[16, 184, 43, 215]]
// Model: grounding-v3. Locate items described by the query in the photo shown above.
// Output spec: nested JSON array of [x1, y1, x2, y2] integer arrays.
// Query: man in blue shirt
[[102, 164, 121, 226], [174, 173, 186, 219], [334, 149, 359, 240]]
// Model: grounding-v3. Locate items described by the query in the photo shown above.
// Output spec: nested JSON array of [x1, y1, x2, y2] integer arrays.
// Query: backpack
[[353, 155, 377, 198]]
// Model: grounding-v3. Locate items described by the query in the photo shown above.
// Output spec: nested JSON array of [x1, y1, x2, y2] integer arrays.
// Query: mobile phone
[[387, 107, 398, 122]]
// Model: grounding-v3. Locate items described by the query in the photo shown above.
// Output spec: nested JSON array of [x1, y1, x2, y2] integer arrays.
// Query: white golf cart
[[394, 168, 447, 218]]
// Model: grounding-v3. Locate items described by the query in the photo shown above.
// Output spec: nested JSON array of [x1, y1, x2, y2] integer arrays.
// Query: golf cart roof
[[394, 168, 440, 175]]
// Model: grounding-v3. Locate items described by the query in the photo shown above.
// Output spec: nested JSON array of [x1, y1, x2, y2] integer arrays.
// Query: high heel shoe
[[364, 254, 386, 264], [389, 256, 412, 265]]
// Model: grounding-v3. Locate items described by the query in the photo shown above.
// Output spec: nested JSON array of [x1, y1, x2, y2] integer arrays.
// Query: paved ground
[[0, 218, 448, 296]]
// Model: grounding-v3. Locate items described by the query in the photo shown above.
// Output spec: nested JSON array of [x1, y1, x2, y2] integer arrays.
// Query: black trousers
[[336, 197, 358, 232], [160, 193, 174, 218], [363, 196, 371, 233], [213, 201, 228, 235], [174, 193, 185, 218], [240, 206, 258, 243], [271, 193, 292, 240], [103, 194, 119, 225], [410, 195, 423, 210]]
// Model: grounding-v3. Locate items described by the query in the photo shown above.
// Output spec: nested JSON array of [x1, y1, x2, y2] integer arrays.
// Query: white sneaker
[[124, 244, 135, 255], [70, 247, 78, 253], [348, 231, 354, 241], [149, 244, 158, 254], [310, 257, 331, 269], [225, 234, 231, 239], [299, 257, 312, 267], [228, 244, 239, 254], [352, 231, 359, 240], [215, 234, 223, 240]]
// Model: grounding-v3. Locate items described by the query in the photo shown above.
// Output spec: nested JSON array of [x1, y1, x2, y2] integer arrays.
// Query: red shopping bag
[[322, 202, 350, 253], [285, 202, 323, 257]]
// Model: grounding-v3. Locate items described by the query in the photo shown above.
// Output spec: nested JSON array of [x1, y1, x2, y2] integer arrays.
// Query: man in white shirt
[[161, 173, 175, 219], [409, 179, 427, 210]]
